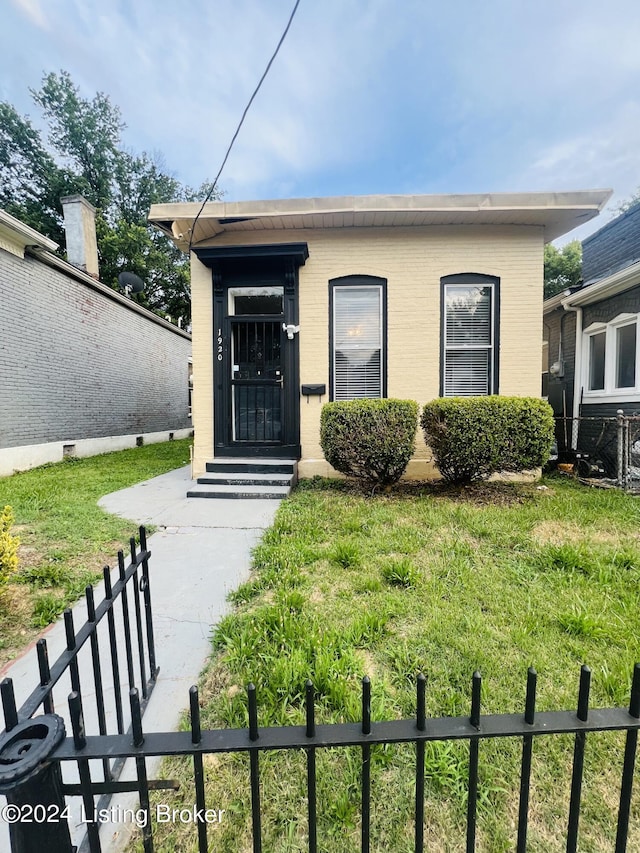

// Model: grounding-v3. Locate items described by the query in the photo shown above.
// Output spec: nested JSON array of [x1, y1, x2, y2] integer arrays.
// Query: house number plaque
[[217, 329, 223, 362]]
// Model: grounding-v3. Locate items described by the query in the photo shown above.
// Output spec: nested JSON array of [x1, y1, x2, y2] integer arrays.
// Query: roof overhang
[[563, 261, 640, 309], [149, 190, 613, 253], [544, 260, 640, 315], [193, 241, 309, 270], [0, 209, 58, 258]]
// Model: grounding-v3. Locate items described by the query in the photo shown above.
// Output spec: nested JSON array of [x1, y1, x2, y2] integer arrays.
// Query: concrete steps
[[187, 458, 297, 500]]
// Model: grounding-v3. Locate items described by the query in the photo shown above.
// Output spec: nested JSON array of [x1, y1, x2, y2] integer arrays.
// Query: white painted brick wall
[[0, 249, 192, 451]]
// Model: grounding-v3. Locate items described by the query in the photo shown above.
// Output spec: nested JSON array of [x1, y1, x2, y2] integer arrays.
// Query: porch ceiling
[[149, 190, 612, 252]]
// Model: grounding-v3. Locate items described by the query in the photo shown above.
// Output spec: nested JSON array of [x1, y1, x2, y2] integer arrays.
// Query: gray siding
[[582, 205, 640, 283], [0, 249, 191, 449]]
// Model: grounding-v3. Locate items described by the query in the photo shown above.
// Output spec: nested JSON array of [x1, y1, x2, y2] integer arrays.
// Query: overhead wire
[[187, 0, 302, 253]]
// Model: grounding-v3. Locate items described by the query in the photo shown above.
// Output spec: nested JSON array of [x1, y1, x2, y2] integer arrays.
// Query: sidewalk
[[0, 465, 280, 852]]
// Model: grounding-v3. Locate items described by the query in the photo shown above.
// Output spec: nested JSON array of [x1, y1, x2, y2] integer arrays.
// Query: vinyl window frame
[[582, 313, 640, 403]]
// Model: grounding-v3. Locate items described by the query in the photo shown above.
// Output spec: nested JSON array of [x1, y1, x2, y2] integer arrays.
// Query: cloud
[[10, 0, 49, 29], [2, 0, 640, 213]]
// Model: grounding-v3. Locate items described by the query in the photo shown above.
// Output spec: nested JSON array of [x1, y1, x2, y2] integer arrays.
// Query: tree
[[0, 71, 215, 326], [614, 189, 640, 216], [544, 240, 582, 300]]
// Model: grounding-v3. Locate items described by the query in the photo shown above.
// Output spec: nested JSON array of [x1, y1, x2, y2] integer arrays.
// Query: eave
[[0, 210, 59, 258], [149, 190, 613, 252]]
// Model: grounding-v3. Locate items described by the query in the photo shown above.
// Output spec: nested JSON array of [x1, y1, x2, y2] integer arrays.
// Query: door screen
[[231, 319, 283, 442]]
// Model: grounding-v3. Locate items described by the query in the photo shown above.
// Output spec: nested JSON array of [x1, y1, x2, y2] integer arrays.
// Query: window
[[441, 274, 499, 396], [616, 323, 636, 388], [330, 276, 386, 400], [583, 314, 639, 399], [588, 331, 606, 390]]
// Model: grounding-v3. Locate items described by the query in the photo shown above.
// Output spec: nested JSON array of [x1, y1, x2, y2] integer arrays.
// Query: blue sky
[[3, 0, 640, 244]]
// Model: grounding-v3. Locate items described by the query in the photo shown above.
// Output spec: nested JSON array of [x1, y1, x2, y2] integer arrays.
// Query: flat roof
[[149, 189, 613, 251]]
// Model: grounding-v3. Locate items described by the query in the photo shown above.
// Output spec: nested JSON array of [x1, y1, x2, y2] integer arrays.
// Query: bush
[[421, 396, 555, 484], [320, 399, 418, 487], [0, 505, 20, 587]]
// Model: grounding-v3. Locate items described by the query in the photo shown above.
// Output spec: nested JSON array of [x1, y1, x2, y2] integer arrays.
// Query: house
[[148, 191, 610, 488], [0, 196, 192, 476], [543, 202, 640, 472]]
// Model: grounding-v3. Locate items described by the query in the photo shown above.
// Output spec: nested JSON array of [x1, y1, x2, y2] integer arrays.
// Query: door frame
[[194, 243, 308, 459]]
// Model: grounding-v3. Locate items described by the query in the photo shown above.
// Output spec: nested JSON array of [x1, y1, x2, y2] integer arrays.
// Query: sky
[[2, 0, 640, 245]]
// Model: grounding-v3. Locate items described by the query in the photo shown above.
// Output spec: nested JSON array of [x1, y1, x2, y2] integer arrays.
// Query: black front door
[[214, 282, 300, 458], [231, 318, 283, 443], [200, 243, 307, 460]]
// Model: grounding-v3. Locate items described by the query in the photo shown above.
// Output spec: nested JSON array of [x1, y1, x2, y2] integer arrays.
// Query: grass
[[0, 438, 192, 667], [133, 474, 640, 852]]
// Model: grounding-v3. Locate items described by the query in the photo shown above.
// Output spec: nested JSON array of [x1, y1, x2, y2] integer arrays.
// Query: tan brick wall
[[190, 224, 544, 478], [191, 254, 214, 476]]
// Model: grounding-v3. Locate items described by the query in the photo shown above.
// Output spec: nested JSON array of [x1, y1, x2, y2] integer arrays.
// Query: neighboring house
[[543, 203, 640, 469], [149, 191, 610, 482], [0, 196, 192, 477]]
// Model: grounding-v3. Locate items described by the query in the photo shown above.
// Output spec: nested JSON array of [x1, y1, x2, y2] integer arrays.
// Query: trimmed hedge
[[421, 396, 555, 484], [320, 399, 418, 487], [0, 505, 19, 588]]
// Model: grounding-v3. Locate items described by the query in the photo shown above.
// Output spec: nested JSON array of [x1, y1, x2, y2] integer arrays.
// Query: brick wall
[[190, 224, 543, 478], [0, 249, 191, 450], [582, 205, 640, 283]]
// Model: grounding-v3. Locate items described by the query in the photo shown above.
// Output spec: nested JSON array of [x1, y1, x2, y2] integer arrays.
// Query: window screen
[[588, 331, 606, 391], [616, 323, 636, 389]]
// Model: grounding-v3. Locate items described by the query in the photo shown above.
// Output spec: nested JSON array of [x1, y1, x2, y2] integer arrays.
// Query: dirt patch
[[532, 520, 633, 546], [325, 478, 542, 506]]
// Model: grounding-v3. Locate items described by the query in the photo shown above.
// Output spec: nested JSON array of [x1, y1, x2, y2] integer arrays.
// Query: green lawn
[[0, 438, 192, 667], [141, 475, 640, 853]]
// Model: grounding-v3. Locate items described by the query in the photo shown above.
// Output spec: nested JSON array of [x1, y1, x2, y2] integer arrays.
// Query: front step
[[188, 459, 297, 500], [205, 460, 294, 475]]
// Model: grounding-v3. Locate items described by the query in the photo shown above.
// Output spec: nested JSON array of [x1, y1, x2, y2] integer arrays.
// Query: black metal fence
[[1, 533, 639, 852], [0, 526, 159, 852]]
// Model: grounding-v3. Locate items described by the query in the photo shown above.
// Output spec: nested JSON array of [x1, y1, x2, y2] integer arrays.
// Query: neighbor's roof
[[544, 259, 640, 314], [0, 209, 59, 255], [149, 190, 613, 251]]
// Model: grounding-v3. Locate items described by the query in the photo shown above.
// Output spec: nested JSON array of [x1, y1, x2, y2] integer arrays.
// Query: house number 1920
[[217, 329, 223, 362]]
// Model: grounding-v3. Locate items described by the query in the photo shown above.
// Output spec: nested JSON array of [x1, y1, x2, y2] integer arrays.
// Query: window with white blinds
[[443, 279, 497, 396], [331, 281, 384, 400]]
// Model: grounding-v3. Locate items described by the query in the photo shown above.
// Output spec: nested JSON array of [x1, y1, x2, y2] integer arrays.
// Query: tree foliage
[[0, 71, 215, 326], [614, 189, 640, 216], [544, 240, 582, 300]]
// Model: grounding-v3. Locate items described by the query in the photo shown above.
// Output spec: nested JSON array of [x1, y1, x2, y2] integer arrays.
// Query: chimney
[[61, 194, 99, 278]]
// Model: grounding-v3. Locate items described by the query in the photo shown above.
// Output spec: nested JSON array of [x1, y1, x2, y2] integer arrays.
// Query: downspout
[[561, 300, 583, 450]]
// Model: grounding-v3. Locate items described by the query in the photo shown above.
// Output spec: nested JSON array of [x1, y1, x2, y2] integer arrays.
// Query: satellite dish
[[118, 271, 145, 295]]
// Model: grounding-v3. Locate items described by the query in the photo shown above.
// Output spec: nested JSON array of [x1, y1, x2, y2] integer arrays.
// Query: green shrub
[[0, 505, 19, 587], [421, 396, 555, 484], [320, 399, 418, 487]]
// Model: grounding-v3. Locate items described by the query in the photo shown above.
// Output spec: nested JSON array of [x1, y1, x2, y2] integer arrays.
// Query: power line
[[188, 0, 302, 252]]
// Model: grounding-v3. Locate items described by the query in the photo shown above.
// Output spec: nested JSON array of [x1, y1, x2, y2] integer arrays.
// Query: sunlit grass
[[133, 474, 640, 851], [0, 439, 192, 664]]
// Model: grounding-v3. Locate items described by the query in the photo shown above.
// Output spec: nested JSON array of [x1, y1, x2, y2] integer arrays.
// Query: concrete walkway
[[0, 465, 280, 852]]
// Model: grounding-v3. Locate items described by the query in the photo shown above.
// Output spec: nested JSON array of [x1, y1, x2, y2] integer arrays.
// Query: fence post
[[617, 410, 625, 487], [0, 714, 73, 853]]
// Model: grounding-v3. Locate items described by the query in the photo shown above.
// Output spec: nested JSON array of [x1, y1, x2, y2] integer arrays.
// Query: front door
[[216, 284, 300, 458], [231, 318, 283, 443]]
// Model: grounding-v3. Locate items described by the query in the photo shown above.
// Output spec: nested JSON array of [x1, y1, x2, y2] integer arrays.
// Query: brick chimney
[[61, 195, 99, 278]]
